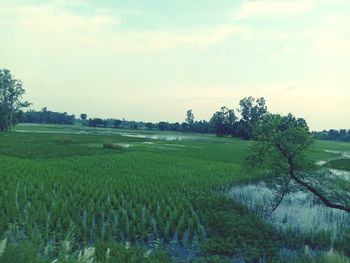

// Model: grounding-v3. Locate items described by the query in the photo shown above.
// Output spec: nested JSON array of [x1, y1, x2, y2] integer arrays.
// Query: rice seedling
[[0, 124, 349, 262]]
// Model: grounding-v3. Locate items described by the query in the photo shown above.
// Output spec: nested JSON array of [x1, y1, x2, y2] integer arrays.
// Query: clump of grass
[[0, 241, 43, 263], [329, 159, 350, 171], [0, 238, 7, 257], [290, 248, 349, 263], [102, 143, 124, 150], [55, 136, 74, 145], [318, 250, 349, 263]]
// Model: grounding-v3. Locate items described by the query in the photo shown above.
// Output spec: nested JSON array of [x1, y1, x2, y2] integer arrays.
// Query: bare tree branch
[[291, 173, 350, 213], [267, 175, 293, 216]]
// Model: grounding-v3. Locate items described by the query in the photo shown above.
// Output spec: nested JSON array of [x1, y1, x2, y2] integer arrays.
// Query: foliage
[[195, 194, 280, 261], [186, 109, 194, 126], [80, 113, 87, 120], [113, 119, 122, 128], [209, 106, 237, 137], [145, 122, 154, 130], [88, 118, 107, 127], [17, 96, 274, 140], [0, 68, 30, 131], [157, 121, 170, 131], [248, 112, 350, 214], [248, 113, 311, 174], [22, 107, 75, 125], [313, 129, 350, 142], [237, 96, 267, 140]]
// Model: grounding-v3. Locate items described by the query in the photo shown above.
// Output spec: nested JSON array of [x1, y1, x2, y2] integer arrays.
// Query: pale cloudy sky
[[1, 0, 349, 130]]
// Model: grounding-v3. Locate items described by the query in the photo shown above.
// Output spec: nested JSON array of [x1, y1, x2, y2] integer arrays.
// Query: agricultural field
[[0, 124, 350, 262]]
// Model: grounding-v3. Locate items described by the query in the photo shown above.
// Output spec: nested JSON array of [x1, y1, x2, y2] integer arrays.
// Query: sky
[[0, 0, 349, 130]]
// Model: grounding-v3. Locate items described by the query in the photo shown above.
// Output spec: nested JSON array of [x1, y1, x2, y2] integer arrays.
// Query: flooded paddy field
[[227, 150, 350, 261], [227, 177, 350, 235], [14, 123, 209, 142], [1, 124, 350, 262]]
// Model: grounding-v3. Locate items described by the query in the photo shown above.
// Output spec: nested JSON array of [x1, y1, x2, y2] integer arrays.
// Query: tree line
[[1, 68, 349, 143], [150, 96, 268, 140], [312, 129, 350, 142], [78, 96, 267, 140], [21, 107, 75, 125]]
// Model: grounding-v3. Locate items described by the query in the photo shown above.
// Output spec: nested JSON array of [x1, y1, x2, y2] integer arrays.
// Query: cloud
[[113, 24, 250, 52], [0, 2, 250, 54], [236, 0, 313, 19], [12, 4, 119, 32]]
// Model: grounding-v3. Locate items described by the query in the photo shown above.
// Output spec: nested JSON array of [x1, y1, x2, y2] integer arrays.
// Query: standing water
[[227, 151, 350, 238]]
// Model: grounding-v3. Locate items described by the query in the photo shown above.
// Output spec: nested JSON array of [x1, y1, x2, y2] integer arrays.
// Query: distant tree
[[193, 120, 210, 134], [158, 121, 170, 131], [238, 96, 267, 139], [170, 122, 181, 132], [0, 69, 30, 131], [186, 109, 194, 124], [113, 119, 122, 128], [210, 106, 237, 137], [145, 122, 154, 130], [186, 109, 195, 131], [312, 129, 350, 142], [210, 109, 226, 137], [247, 113, 350, 214], [227, 108, 237, 135], [181, 122, 189, 132], [80, 113, 87, 120], [22, 108, 75, 125], [88, 118, 106, 127]]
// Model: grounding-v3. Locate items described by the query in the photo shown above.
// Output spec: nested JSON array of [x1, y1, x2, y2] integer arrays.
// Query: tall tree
[[238, 96, 267, 139], [80, 113, 87, 120], [247, 113, 350, 214], [186, 109, 194, 124], [0, 69, 30, 131], [186, 109, 195, 131], [210, 106, 237, 137]]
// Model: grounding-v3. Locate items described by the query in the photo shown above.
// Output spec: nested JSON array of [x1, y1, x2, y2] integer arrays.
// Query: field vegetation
[[0, 124, 349, 262]]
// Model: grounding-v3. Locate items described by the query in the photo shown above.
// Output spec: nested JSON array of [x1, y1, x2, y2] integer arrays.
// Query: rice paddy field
[[0, 123, 350, 262]]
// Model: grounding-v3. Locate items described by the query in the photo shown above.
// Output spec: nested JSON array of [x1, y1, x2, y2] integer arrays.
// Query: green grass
[[328, 159, 350, 171], [1, 124, 350, 262]]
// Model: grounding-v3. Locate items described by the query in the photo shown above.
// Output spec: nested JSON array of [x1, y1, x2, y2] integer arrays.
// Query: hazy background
[[1, 0, 349, 130]]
